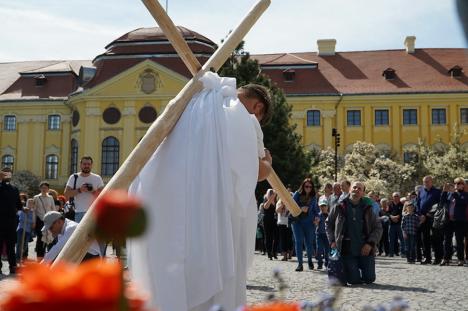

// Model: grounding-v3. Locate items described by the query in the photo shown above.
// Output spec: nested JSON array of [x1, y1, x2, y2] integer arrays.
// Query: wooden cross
[[54, 0, 301, 265]]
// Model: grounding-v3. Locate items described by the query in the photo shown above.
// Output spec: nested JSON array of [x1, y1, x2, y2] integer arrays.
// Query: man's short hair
[[1, 167, 12, 172], [238, 84, 273, 126], [340, 180, 351, 187], [39, 181, 50, 188], [80, 156, 93, 164]]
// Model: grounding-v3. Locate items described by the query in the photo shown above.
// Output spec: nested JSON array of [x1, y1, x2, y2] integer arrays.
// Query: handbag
[[432, 203, 448, 229], [327, 248, 346, 286]]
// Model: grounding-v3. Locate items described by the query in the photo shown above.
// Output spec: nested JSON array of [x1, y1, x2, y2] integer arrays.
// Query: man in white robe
[[127, 72, 272, 311]]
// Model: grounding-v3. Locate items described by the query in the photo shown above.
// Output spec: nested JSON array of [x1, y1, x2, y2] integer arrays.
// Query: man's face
[[392, 194, 400, 204], [49, 219, 63, 237], [80, 160, 92, 174], [341, 181, 350, 192], [423, 177, 433, 189], [40, 185, 49, 194], [350, 182, 364, 201], [455, 180, 465, 192], [1, 170, 12, 182]]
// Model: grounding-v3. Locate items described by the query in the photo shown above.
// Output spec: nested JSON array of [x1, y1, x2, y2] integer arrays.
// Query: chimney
[[317, 39, 336, 56], [404, 36, 416, 54]]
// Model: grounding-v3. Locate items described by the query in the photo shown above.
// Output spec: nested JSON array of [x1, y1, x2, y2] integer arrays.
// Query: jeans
[[316, 233, 330, 265], [379, 221, 389, 255], [16, 229, 31, 261], [291, 219, 316, 265], [417, 218, 432, 261], [389, 224, 405, 256], [406, 234, 416, 261], [444, 221, 466, 261], [342, 255, 376, 284], [75, 212, 86, 223]]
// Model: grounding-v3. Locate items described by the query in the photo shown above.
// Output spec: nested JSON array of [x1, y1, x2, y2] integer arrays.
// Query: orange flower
[[94, 190, 147, 243], [0, 260, 146, 311], [243, 302, 301, 311]]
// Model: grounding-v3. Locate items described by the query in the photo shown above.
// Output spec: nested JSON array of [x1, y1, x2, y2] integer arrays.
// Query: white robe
[[127, 72, 263, 311]]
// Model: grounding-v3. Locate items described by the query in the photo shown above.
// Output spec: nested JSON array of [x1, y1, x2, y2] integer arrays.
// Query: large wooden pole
[[141, 0, 302, 217], [54, 0, 271, 265]]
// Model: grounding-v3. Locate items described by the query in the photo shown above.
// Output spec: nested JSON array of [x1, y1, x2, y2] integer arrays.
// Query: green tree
[[11, 170, 40, 197], [219, 41, 312, 200]]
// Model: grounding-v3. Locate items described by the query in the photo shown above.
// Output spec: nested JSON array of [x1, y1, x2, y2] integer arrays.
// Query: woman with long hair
[[291, 178, 319, 271], [260, 188, 278, 259]]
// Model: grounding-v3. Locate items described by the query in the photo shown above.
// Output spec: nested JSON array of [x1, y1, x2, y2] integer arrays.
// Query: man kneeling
[[326, 181, 382, 284], [42, 211, 101, 263]]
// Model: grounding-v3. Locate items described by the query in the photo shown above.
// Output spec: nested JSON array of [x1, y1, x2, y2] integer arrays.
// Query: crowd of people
[[0, 156, 104, 275], [256, 176, 468, 284]]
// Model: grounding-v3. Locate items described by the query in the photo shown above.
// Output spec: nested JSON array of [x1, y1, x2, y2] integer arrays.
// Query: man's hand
[[313, 217, 320, 225], [330, 242, 337, 249], [361, 243, 372, 256], [420, 215, 426, 223], [301, 206, 309, 213], [403, 232, 407, 240]]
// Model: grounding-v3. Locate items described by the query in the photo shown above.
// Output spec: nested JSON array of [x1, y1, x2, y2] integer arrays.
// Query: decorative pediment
[[1, 145, 16, 155], [45, 144, 60, 155]]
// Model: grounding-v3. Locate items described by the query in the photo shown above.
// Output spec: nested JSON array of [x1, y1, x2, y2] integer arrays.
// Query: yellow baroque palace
[[0, 28, 467, 188]]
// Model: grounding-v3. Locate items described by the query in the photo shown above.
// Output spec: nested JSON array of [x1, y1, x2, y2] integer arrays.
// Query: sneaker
[[308, 260, 314, 270], [457, 260, 464, 266], [295, 264, 303, 272], [421, 259, 431, 265], [439, 260, 450, 266]]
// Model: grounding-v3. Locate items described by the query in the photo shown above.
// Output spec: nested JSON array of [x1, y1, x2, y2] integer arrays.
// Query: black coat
[[0, 181, 22, 239]]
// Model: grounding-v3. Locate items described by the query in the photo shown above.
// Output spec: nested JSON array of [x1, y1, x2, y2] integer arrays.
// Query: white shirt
[[33, 194, 55, 220], [66, 173, 104, 213], [43, 219, 101, 262]]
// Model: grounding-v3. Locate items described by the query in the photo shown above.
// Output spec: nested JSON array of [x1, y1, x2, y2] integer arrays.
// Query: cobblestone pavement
[[246, 253, 468, 311], [2, 250, 467, 310]]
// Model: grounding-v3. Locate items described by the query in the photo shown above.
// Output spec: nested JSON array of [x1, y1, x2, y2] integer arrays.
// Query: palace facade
[[0, 27, 467, 187]]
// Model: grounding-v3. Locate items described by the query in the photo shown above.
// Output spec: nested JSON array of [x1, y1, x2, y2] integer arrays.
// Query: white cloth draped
[[127, 72, 261, 311]]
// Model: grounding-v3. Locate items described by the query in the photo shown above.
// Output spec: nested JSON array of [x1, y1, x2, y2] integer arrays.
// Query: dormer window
[[382, 68, 396, 80], [35, 74, 47, 86], [283, 69, 295, 82], [448, 65, 463, 78]]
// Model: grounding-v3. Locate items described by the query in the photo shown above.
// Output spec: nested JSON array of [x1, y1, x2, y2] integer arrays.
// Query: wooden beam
[[141, 0, 302, 217], [54, 0, 271, 265]]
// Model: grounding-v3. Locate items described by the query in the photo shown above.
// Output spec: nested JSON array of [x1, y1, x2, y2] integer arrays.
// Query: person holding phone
[[0, 167, 22, 275]]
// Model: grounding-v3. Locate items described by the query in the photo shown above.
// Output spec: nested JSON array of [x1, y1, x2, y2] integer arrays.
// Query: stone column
[[83, 102, 101, 172], [322, 110, 336, 149], [122, 101, 136, 159]]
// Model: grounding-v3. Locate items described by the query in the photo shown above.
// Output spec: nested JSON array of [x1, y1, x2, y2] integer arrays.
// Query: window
[[139, 106, 157, 124], [375, 109, 389, 126], [48, 114, 61, 130], [306, 110, 320, 126], [70, 139, 78, 175], [460, 108, 468, 125], [45, 155, 59, 179], [347, 110, 361, 126], [283, 70, 295, 82], [1, 155, 14, 169], [101, 137, 119, 176], [432, 108, 446, 125], [102, 107, 121, 124], [403, 152, 418, 164], [4, 115, 16, 131], [403, 109, 417, 125]]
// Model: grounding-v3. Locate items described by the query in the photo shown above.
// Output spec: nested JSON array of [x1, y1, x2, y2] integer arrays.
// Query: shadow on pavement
[[246, 284, 275, 292], [353, 283, 435, 293]]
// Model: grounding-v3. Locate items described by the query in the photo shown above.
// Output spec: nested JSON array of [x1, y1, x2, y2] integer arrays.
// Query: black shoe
[[421, 259, 431, 265], [295, 264, 303, 272], [317, 263, 323, 270], [9, 267, 16, 275], [308, 261, 314, 270], [440, 259, 450, 266], [432, 259, 441, 265], [273, 254, 278, 260]]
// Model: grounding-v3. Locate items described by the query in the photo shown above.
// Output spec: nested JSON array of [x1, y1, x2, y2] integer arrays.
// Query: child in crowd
[[315, 198, 330, 269], [401, 201, 419, 264], [16, 198, 35, 263]]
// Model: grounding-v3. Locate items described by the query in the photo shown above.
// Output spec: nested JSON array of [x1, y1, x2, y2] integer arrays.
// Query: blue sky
[[0, 0, 465, 61]]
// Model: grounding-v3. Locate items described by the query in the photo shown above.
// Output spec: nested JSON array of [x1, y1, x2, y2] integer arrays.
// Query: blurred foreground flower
[[242, 302, 301, 311], [0, 260, 147, 311], [94, 190, 147, 244]]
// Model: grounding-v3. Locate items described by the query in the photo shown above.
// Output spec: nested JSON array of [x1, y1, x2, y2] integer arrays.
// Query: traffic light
[[335, 133, 340, 147], [332, 128, 337, 136]]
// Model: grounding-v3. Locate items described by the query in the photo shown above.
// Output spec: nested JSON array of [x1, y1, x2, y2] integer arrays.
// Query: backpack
[[327, 249, 346, 286]]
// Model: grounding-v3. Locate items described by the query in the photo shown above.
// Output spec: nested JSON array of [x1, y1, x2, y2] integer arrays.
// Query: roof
[[106, 26, 215, 49], [0, 60, 91, 101], [253, 48, 468, 95]]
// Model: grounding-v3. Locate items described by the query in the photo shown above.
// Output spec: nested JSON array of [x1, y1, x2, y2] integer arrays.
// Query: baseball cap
[[42, 211, 63, 232], [319, 198, 328, 206]]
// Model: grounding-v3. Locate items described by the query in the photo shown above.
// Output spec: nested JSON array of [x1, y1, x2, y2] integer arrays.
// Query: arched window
[[45, 155, 59, 179], [1, 155, 14, 169], [101, 136, 119, 176], [70, 139, 78, 174]]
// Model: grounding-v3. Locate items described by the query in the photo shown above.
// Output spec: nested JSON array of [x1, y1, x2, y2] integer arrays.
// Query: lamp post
[[332, 128, 340, 181]]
